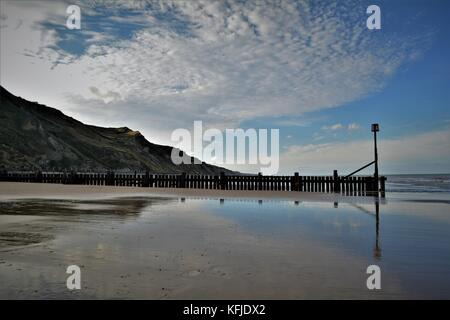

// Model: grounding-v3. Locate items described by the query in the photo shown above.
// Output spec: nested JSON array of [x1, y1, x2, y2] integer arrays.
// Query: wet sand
[[0, 182, 449, 299]]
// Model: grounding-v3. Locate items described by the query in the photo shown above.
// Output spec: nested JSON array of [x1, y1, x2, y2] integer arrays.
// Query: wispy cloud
[[348, 123, 361, 130], [280, 129, 450, 174], [0, 0, 433, 145], [322, 123, 343, 131]]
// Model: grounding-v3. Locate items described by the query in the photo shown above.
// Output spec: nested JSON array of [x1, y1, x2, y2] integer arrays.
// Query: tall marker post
[[371, 123, 380, 192]]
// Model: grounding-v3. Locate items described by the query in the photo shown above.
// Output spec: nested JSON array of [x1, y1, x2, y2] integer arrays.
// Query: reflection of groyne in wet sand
[[0, 171, 386, 197]]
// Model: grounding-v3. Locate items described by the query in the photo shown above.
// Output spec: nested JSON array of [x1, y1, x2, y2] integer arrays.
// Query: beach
[[0, 181, 449, 299]]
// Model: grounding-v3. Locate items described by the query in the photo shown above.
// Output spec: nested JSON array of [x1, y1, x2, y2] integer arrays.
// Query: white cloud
[[280, 129, 450, 175], [322, 123, 343, 131], [348, 123, 361, 130], [0, 0, 432, 146]]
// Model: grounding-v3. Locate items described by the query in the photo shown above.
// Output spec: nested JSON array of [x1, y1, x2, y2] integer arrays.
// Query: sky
[[0, 0, 449, 175]]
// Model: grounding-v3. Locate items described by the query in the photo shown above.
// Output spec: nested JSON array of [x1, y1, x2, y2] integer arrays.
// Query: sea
[[385, 174, 450, 193]]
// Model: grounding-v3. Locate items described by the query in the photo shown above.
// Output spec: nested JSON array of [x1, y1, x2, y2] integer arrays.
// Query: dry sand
[[0, 182, 380, 204]]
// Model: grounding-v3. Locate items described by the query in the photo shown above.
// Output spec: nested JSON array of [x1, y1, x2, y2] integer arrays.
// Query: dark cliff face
[[0, 86, 233, 174]]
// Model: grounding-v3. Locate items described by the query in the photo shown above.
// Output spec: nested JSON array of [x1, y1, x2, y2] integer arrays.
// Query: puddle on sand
[[0, 197, 176, 251], [0, 197, 174, 217]]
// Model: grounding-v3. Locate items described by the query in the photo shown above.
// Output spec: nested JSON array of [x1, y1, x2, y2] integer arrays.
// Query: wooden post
[[367, 177, 374, 195], [147, 173, 152, 187], [68, 170, 75, 185], [333, 170, 339, 193], [180, 172, 186, 188], [293, 172, 299, 191], [220, 172, 226, 190], [212, 175, 217, 189], [0, 170, 6, 182], [258, 172, 262, 191], [371, 123, 380, 194], [142, 171, 149, 187], [35, 171, 43, 183], [380, 176, 386, 198], [349, 177, 354, 195]]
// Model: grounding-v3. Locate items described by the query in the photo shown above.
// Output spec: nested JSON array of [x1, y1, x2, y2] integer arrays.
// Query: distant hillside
[[0, 86, 233, 174]]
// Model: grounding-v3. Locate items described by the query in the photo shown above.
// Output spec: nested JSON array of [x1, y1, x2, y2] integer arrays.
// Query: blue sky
[[0, 0, 449, 174]]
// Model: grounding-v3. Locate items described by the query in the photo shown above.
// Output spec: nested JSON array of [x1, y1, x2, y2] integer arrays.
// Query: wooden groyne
[[0, 170, 386, 197]]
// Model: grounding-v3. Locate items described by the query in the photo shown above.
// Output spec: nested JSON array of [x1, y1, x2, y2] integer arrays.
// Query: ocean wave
[[386, 174, 450, 193]]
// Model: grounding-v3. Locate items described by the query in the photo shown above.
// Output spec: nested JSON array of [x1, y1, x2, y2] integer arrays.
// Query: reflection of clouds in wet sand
[[380, 201, 450, 223], [0, 196, 408, 299], [0, 231, 53, 249], [0, 197, 175, 218]]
